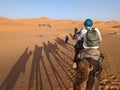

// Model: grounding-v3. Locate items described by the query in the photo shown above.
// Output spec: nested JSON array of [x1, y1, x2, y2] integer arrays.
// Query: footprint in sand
[[99, 73, 120, 90]]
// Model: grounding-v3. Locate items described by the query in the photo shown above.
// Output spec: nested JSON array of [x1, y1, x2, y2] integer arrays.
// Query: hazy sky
[[0, 0, 120, 21]]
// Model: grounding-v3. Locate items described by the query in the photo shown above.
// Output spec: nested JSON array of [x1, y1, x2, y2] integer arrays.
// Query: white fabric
[[77, 27, 101, 49]]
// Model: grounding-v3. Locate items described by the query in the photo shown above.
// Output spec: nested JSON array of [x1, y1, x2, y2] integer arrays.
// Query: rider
[[65, 35, 69, 44], [73, 18, 102, 69]]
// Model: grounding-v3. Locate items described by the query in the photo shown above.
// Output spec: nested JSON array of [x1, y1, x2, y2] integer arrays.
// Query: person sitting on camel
[[73, 18, 102, 70]]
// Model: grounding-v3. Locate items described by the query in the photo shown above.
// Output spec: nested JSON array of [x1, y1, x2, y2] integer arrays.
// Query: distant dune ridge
[[0, 17, 120, 90]]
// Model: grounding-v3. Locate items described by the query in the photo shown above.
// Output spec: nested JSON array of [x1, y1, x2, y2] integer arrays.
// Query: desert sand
[[0, 17, 120, 90]]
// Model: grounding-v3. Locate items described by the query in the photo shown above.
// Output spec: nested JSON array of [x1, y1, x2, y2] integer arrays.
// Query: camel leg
[[87, 71, 100, 90], [92, 69, 102, 90], [74, 69, 82, 90], [86, 71, 94, 90], [92, 63, 102, 90], [80, 81, 87, 90], [74, 79, 87, 90], [92, 76, 100, 90], [74, 69, 89, 90]]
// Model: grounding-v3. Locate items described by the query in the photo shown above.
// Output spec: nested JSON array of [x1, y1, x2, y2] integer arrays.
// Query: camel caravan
[[72, 19, 104, 90]]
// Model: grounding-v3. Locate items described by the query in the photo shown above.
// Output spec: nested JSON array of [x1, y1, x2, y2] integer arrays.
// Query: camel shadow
[[28, 45, 45, 90], [54, 37, 74, 53], [41, 41, 75, 90], [28, 40, 74, 90], [0, 47, 32, 90], [43, 42, 68, 90]]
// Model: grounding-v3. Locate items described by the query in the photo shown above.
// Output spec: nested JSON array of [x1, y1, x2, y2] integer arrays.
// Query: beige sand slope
[[0, 17, 120, 90]]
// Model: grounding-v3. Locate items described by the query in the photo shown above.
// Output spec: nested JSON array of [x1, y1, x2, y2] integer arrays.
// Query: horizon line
[[0, 16, 120, 22]]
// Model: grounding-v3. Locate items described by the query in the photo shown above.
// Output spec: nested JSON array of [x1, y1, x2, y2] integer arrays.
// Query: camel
[[73, 49, 103, 90], [69, 27, 78, 40]]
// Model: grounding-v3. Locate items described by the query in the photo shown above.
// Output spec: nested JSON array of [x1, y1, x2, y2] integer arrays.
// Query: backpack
[[86, 28, 100, 47]]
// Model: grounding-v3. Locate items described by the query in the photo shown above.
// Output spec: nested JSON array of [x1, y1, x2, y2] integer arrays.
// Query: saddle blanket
[[81, 49, 100, 60]]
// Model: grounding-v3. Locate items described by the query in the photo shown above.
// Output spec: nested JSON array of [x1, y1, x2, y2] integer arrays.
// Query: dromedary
[[73, 50, 103, 90]]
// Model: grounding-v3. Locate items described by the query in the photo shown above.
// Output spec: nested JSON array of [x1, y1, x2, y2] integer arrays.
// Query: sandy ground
[[0, 17, 120, 90]]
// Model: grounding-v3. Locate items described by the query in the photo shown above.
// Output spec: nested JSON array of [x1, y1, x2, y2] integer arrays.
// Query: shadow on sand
[[42, 41, 75, 90], [28, 45, 43, 90], [0, 47, 32, 90], [28, 40, 75, 90], [54, 37, 74, 53], [1, 37, 75, 90]]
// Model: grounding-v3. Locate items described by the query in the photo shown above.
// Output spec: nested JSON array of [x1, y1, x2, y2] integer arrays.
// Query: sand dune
[[0, 17, 120, 90]]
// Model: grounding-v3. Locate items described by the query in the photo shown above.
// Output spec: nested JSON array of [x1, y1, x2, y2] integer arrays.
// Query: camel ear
[[88, 64, 93, 71]]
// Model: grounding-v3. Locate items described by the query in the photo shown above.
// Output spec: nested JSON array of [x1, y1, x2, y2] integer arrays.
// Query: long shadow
[[54, 37, 74, 53], [43, 42, 61, 90], [28, 40, 75, 90], [0, 47, 32, 90], [28, 45, 43, 90], [43, 41, 75, 90], [28, 44, 55, 90], [47, 41, 75, 81], [54, 37, 74, 63], [48, 41, 73, 70], [54, 42, 74, 63], [43, 42, 68, 90]]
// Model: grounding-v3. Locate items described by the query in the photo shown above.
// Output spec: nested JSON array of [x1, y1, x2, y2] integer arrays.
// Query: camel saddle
[[81, 48, 100, 61]]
